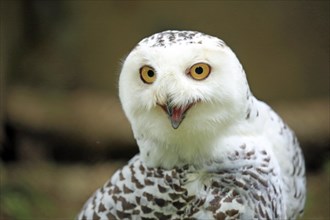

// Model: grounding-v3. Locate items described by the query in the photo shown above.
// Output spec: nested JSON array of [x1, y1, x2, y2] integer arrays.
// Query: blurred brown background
[[1, 1, 329, 219]]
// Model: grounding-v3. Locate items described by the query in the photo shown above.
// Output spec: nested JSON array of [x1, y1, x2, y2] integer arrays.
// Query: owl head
[[119, 30, 251, 167]]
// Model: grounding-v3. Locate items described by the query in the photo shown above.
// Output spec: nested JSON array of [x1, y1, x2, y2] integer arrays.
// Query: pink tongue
[[171, 107, 185, 122], [167, 104, 193, 129]]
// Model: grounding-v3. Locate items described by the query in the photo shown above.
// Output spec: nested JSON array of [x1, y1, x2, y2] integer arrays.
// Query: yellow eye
[[140, 66, 156, 84], [189, 63, 211, 80]]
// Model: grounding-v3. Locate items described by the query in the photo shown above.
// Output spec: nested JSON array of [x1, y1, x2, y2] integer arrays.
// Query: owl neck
[[137, 132, 216, 169], [136, 111, 252, 170]]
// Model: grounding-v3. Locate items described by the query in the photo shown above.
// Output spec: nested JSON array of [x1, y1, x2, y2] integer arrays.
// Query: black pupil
[[195, 67, 203, 74], [147, 70, 154, 77]]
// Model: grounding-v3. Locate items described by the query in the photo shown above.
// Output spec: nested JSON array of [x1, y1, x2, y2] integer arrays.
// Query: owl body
[[78, 31, 305, 219]]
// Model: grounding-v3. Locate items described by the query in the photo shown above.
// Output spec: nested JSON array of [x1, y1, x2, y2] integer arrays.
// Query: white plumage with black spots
[[78, 30, 306, 220]]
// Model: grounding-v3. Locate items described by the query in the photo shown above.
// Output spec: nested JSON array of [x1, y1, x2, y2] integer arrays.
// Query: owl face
[[119, 31, 249, 140]]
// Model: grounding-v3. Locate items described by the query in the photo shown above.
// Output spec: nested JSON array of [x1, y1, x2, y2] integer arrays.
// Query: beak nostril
[[165, 99, 174, 116]]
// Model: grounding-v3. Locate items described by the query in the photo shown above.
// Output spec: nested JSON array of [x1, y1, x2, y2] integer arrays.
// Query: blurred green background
[[0, 1, 329, 219]]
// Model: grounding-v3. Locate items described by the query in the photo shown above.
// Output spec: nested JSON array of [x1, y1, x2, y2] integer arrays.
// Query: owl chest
[[106, 163, 222, 219], [107, 165, 239, 219]]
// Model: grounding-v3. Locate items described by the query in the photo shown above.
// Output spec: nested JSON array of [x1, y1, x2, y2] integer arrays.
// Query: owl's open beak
[[160, 102, 194, 129]]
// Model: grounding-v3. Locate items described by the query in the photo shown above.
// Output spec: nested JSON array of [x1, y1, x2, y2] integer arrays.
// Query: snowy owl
[[78, 30, 306, 219]]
